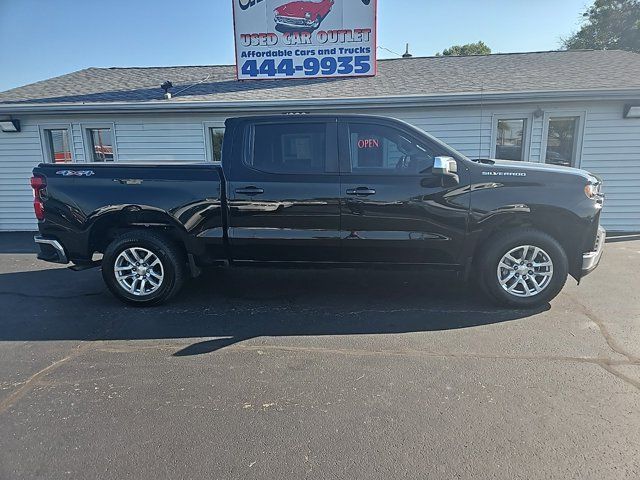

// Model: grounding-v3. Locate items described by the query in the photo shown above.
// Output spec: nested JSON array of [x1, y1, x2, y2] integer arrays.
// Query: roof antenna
[[402, 44, 412, 58], [161, 81, 173, 100]]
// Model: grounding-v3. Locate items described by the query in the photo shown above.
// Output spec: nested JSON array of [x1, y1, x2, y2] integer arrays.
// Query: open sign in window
[[348, 123, 437, 175]]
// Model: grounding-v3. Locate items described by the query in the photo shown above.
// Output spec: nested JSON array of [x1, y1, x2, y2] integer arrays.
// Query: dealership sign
[[233, 0, 377, 80]]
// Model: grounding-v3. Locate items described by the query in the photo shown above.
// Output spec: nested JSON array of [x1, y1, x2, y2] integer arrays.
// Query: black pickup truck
[[31, 115, 605, 307]]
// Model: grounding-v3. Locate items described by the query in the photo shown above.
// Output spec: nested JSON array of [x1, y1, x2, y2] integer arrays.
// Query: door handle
[[346, 187, 376, 196], [235, 186, 264, 196]]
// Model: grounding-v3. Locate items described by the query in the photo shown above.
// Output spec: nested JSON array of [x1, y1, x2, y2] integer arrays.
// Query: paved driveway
[[0, 232, 639, 479]]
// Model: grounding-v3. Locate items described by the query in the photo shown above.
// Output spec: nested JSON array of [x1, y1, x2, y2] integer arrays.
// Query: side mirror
[[432, 156, 459, 185], [433, 156, 457, 175]]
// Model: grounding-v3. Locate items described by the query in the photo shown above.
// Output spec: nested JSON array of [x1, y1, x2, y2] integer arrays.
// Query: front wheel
[[102, 230, 186, 306], [478, 229, 568, 308]]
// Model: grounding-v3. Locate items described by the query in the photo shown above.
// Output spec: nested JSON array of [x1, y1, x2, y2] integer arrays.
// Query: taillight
[[30, 176, 46, 221]]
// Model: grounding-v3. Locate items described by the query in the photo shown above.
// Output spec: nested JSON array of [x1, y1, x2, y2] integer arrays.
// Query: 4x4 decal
[[56, 170, 95, 177]]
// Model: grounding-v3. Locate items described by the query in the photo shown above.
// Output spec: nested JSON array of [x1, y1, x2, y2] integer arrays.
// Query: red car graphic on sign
[[274, 0, 334, 30]]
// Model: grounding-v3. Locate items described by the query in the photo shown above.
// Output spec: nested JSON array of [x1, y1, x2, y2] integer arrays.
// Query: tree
[[436, 41, 491, 56], [562, 0, 640, 53]]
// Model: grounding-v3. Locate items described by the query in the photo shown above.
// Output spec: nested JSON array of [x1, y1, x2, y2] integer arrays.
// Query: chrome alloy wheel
[[496, 245, 554, 298], [114, 247, 164, 297]]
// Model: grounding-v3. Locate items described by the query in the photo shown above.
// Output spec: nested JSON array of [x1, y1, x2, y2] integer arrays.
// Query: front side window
[[545, 117, 579, 167], [45, 129, 72, 163], [347, 123, 438, 175], [247, 123, 326, 174], [88, 128, 114, 162], [495, 119, 526, 161]]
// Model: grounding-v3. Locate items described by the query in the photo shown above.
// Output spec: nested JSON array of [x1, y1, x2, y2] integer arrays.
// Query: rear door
[[338, 118, 470, 265], [226, 117, 341, 262]]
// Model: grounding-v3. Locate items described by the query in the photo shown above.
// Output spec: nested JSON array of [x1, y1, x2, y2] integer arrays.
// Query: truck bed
[[32, 162, 226, 263]]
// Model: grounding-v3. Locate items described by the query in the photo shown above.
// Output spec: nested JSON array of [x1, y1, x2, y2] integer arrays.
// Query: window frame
[[540, 111, 586, 168], [81, 123, 117, 162], [242, 120, 337, 176], [339, 120, 448, 177], [203, 121, 225, 163], [39, 124, 75, 163], [490, 113, 533, 161]]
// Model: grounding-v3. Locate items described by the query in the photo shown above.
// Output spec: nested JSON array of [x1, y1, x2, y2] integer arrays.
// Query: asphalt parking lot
[[0, 232, 639, 479]]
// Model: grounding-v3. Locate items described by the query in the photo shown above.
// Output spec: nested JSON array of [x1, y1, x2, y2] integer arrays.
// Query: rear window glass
[[247, 123, 326, 174]]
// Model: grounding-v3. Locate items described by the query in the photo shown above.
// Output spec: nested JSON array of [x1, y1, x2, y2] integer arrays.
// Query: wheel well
[[88, 214, 188, 256], [471, 215, 581, 276]]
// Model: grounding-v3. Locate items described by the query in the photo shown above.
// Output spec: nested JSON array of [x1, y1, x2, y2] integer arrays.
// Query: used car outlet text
[[240, 28, 372, 47]]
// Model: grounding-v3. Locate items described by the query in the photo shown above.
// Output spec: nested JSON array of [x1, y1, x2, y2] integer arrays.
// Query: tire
[[477, 229, 568, 308], [102, 230, 186, 307]]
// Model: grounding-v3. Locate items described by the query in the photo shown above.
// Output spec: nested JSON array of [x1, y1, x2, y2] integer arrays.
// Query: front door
[[338, 119, 470, 265], [227, 118, 341, 262]]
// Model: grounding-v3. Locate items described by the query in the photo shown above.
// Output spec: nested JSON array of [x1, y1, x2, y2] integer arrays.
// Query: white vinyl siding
[[115, 121, 207, 162], [579, 103, 640, 231], [529, 115, 545, 162], [0, 103, 639, 231], [71, 123, 86, 162], [0, 121, 42, 231]]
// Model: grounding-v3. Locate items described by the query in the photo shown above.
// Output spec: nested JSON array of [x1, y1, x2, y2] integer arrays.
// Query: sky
[[0, 0, 590, 92]]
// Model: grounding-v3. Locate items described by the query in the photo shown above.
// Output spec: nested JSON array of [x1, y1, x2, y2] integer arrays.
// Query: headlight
[[305, 12, 311, 19], [584, 183, 600, 199]]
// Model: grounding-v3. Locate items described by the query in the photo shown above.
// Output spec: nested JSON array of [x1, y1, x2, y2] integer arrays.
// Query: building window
[[495, 118, 527, 161], [87, 128, 114, 162], [204, 123, 225, 162], [545, 117, 579, 167], [44, 129, 72, 163], [210, 128, 224, 162]]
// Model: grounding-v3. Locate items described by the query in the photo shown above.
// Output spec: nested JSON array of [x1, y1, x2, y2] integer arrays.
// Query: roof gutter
[[1, 88, 639, 115]]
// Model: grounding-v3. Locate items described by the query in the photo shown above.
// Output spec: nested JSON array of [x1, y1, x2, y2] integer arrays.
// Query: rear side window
[[347, 123, 444, 175], [246, 123, 326, 174]]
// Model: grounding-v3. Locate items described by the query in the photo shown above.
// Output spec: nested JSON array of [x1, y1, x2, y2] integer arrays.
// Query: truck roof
[[227, 114, 396, 122]]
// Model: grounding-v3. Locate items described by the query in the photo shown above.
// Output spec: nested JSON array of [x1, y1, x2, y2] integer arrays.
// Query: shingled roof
[[1, 50, 639, 107]]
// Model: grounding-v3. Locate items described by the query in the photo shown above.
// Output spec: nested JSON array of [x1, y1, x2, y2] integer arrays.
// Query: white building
[[1, 50, 639, 231]]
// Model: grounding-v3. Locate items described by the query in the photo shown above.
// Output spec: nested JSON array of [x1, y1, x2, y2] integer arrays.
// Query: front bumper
[[275, 15, 315, 27], [34, 235, 68, 264], [581, 226, 605, 275]]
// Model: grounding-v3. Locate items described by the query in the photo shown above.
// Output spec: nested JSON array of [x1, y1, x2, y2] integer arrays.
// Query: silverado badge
[[482, 171, 527, 177]]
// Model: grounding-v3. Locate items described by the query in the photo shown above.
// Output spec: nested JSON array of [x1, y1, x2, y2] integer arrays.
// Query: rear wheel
[[102, 230, 186, 306], [478, 229, 568, 308]]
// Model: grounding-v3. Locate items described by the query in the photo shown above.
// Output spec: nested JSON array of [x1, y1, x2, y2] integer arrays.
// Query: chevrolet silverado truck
[[31, 115, 605, 307]]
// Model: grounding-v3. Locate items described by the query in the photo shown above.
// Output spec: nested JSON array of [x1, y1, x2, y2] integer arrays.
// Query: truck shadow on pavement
[[0, 264, 549, 356]]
